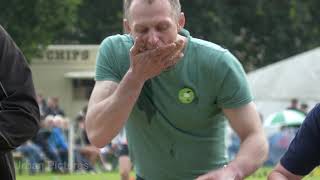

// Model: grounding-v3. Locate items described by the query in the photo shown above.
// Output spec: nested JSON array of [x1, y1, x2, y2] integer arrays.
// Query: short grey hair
[[124, 0, 181, 20]]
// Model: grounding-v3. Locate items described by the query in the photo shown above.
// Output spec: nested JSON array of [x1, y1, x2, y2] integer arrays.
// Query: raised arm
[[86, 37, 185, 148], [85, 73, 145, 148], [268, 163, 302, 180]]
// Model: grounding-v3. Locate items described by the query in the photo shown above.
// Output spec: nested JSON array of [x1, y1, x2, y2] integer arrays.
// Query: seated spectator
[[75, 112, 101, 170], [100, 128, 132, 180], [49, 115, 69, 170], [49, 115, 96, 173], [32, 115, 64, 173], [16, 141, 46, 174]]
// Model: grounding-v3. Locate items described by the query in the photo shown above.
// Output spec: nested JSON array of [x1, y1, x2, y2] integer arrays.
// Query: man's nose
[[146, 30, 160, 48]]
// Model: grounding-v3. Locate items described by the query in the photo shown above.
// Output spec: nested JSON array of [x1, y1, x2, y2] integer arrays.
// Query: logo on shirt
[[178, 88, 195, 104]]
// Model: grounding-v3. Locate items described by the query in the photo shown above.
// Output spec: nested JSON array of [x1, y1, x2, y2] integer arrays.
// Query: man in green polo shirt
[[86, 0, 268, 179]]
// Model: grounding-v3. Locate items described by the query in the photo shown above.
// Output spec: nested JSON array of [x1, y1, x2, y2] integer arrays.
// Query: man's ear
[[123, 19, 131, 33], [178, 12, 185, 32]]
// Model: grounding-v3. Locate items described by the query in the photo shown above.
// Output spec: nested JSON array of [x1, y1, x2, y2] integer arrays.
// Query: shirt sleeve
[[280, 104, 320, 176], [0, 26, 40, 153], [95, 37, 121, 82], [215, 51, 253, 109]]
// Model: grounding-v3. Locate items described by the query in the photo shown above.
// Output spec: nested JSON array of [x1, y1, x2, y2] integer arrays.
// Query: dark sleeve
[[0, 25, 40, 153], [280, 104, 320, 176]]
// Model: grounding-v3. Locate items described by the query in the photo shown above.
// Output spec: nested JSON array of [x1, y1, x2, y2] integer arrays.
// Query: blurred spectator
[[36, 93, 47, 119], [16, 141, 46, 174], [77, 121, 100, 167], [265, 126, 299, 166], [75, 107, 100, 171], [100, 128, 132, 180], [49, 115, 69, 170], [75, 105, 87, 123], [227, 133, 240, 161], [286, 98, 299, 111], [299, 103, 309, 115], [100, 143, 117, 171], [44, 97, 65, 116], [32, 115, 64, 173], [50, 115, 96, 173]]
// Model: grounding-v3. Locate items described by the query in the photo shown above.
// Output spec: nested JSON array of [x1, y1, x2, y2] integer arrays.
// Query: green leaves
[[75, 0, 123, 43], [0, 0, 318, 68], [0, 0, 81, 61], [180, 0, 320, 71]]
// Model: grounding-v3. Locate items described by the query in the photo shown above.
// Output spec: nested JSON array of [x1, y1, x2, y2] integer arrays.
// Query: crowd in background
[[15, 94, 130, 177], [286, 98, 309, 115]]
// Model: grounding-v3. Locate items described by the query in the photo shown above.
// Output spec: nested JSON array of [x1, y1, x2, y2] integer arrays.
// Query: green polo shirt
[[95, 29, 253, 180]]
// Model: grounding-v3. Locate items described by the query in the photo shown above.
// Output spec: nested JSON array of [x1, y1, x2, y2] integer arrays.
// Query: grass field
[[16, 167, 320, 180]]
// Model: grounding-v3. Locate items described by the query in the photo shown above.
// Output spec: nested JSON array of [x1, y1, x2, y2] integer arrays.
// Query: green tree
[[0, 0, 81, 61], [71, 0, 123, 44], [69, 0, 320, 70], [6, 0, 317, 69], [181, 0, 320, 71]]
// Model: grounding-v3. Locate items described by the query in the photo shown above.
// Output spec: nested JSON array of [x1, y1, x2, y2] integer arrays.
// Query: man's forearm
[[228, 132, 268, 179], [86, 69, 145, 147], [268, 171, 290, 180], [268, 163, 302, 180]]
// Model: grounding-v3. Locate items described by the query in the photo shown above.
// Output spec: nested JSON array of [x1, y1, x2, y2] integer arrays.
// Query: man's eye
[[157, 25, 169, 31], [137, 28, 148, 33]]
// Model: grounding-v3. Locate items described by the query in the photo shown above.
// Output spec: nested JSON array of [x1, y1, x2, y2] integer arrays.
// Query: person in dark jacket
[[0, 25, 40, 180]]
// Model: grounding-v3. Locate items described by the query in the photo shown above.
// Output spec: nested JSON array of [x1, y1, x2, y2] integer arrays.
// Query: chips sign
[[32, 45, 100, 64], [44, 49, 89, 61], [37, 49, 89, 62]]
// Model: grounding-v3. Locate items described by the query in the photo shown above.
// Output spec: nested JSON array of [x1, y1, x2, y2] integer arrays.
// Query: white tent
[[247, 47, 320, 118]]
